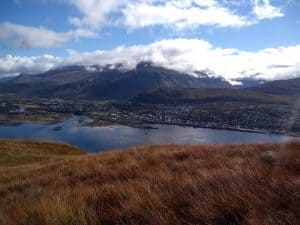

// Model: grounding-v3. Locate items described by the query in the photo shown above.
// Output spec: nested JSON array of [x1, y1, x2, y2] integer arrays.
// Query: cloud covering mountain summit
[[1, 38, 299, 82]]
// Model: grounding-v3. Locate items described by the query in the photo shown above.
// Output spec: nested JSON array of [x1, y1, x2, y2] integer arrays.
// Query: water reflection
[[0, 116, 298, 152]]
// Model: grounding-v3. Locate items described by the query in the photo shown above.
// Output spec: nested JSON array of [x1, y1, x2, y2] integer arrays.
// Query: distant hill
[[247, 77, 300, 97], [0, 62, 231, 100], [134, 88, 292, 104]]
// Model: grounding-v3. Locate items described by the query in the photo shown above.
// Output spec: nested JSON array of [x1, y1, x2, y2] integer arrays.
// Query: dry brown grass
[[0, 139, 84, 167], [0, 140, 299, 225]]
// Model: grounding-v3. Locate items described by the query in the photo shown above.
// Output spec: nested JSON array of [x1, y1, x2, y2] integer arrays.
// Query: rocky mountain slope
[[0, 62, 230, 100]]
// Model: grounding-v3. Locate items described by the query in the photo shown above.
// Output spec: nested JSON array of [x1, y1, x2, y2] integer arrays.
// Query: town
[[1, 94, 299, 136]]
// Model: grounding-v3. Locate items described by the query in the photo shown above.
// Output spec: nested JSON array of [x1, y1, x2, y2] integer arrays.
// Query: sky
[[0, 0, 300, 82]]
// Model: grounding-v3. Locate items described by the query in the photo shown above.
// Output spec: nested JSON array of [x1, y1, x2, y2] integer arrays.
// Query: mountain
[[133, 88, 291, 104], [232, 78, 266, 88], [0, 62, 231, 100], [247, 77, 300, 97], [0, 76, 14, 83]]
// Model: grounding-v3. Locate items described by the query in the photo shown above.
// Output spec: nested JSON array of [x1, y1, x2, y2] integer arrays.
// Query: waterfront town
[[1, 94, 299, 135]]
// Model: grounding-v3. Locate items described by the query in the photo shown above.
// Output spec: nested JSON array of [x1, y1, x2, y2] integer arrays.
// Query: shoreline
[[92, 118, 300, 137], [0, 115, 299, 138]]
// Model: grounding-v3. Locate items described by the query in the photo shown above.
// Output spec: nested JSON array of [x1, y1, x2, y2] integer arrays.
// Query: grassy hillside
[[0, 140, 299, 225], [0, 139, 83, 167]]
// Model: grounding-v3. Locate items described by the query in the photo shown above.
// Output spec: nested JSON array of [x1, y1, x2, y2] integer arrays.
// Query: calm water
[[0, 116, 298, 152]]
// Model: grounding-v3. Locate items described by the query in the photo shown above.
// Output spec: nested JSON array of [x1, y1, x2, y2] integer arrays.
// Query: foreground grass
[[0, 140, 299, 225]]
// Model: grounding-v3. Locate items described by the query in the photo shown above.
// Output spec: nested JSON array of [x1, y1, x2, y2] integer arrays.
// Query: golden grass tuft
[[0, 140, 299, 225]]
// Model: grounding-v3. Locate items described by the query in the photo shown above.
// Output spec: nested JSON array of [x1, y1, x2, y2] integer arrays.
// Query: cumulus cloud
[[253, 0, 284, 19], [67, 0, 126, 29], [1, 38, 300, 82], [122, 0, 252, 29], [0, 54, 61, 76], [2, 0, 285, 49], [0, 22, 96, 49], [66, 0, 280, 31]]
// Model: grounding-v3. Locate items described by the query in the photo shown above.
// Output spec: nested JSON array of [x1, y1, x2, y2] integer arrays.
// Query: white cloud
[[1, 38, 300, 82], [65, 0, 285, 31], [65, 0, 255, 30], [122, 1, 252, 29], [0, 22, 96, 49], [0, 54, 61, 75], [2, 0, 286, 50], [66, 0, 126, 29], [253, 0, 284, 19]]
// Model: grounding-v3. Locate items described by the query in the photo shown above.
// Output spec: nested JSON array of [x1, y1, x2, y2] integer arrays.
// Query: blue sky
[[0, 0, 300, 82]]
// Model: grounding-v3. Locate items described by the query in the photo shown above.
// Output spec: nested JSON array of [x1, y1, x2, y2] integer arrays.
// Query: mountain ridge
[[0, 62, 231, 100], [246, 77, 300, 97], [1, 62, 299, 100]]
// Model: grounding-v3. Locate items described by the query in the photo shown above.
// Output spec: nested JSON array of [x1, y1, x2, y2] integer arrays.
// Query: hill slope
[[0, 139, 83, 167], [0, 140, 299, 225], [0, 63, 230, 100], [247, 77, 300, 97], [134, 88, 292, 104]]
